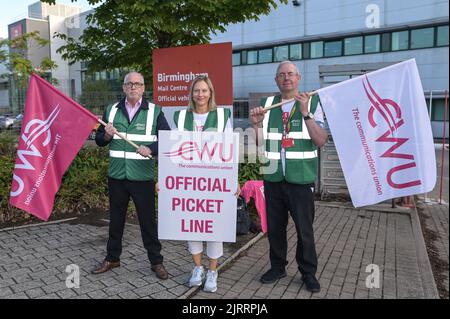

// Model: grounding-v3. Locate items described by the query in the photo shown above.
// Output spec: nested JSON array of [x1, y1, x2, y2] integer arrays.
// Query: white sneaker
[[203, 270, 218, 293], [188, 266, 205, 287]]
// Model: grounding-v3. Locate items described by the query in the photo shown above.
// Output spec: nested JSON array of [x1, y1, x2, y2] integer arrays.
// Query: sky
[[0, 0, 97, 39]]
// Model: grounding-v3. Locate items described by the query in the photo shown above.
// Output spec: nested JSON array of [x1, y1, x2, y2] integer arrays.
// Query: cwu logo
[[10, 105, 61, 197], [362, 76, 421, 189], [163, 141, 234, 162]]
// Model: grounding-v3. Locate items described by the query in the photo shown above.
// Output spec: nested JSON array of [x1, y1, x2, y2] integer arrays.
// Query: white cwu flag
[[317, 59, 436, 207]]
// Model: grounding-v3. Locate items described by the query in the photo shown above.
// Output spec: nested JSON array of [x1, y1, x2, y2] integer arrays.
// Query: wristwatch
[[303, 112, 315, 121]]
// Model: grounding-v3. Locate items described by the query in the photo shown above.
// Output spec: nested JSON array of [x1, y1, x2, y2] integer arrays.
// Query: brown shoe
[[91, 260, 120, 274], [151, 263, 169, 280]]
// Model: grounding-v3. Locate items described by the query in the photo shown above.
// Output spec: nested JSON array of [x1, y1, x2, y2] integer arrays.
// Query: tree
[[79, 78, 118, 114], [41, 0, 287, 81], [0, 31, 58, 87]]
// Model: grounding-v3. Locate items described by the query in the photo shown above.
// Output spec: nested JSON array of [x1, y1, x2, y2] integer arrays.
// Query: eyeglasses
[[276, 72, 298, 79], [124, 82, 144, 89]]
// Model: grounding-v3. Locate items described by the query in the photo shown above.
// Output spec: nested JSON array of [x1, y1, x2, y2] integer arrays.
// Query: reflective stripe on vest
[[108, 102, 119, 123], [265, 150, 317, 160], [110, 103, 158, 142], [262, 96, 275, 140], [109, 150, 148, 160], [263, 96, 313, 141], [262, 95, 317, 160], [177, 109, 187, 132], [217, 108, 225, 132], [286, 150, 318, 159], [177, 108, 225, 132]]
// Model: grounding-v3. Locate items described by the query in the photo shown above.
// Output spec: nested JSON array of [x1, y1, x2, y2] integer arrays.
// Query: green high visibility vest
[[173, 108, 231, 131], [106, 101, 160, 181], [261, 95, 319, 184]]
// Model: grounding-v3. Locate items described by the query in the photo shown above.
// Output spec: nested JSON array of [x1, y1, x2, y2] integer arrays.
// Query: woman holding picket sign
[[172, 75, 234, 293]]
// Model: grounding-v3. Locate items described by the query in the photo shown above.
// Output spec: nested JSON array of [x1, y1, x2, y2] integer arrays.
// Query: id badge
[[282, 138, 294, 149]]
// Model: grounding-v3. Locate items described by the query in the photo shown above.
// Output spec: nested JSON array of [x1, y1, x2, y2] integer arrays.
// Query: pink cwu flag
[[9, 73, 98, 221]]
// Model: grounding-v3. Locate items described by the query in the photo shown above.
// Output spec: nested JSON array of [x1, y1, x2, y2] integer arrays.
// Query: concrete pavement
[[0, 201, 445, 299], [192, 202, 440, 299]]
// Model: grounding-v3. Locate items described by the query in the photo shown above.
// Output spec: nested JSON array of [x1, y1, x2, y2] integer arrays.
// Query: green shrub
[[0, 145, 110, 224], [0, 132, 18, 157], [54, 147, 109, 214], [238, 158, 262, 185], [0, 154, 18, 223], [1, 145, 263, 225]]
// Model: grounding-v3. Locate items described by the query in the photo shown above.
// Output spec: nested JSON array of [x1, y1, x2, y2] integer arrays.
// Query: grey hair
[[123, 71, 145, 84], [275, 61, 300, 76]]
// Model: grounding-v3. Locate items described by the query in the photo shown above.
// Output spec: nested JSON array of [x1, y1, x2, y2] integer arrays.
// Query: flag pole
[[97, 119, 153, 159], [263, 90, 318, 111]]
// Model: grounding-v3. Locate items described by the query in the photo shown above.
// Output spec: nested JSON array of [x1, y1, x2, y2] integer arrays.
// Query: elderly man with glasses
[[250, 61, 328, 293], [92, 71, 170, 280]]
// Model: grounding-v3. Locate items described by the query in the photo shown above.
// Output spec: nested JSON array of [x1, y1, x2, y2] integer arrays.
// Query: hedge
[[0, 144, 110, 224], [0, 133, 262, 225]]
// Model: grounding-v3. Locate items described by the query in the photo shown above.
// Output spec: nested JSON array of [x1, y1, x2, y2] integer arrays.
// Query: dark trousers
[[264, 180, 318, 276], [106, 177, 163, 265]]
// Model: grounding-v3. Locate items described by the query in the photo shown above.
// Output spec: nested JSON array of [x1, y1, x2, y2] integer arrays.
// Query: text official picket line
[[318, 59, 436, 207], [158, 131, 239, 242], [9, 73, 99, 221]]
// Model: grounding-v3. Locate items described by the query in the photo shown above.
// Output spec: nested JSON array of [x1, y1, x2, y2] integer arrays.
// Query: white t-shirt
[[280, 100, 324, 175], [193, 112, 233, 132]]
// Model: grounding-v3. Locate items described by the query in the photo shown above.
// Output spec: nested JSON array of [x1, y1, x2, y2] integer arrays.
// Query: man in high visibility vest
[[250, 61, 328, 293], [92, 72, 170, 280]]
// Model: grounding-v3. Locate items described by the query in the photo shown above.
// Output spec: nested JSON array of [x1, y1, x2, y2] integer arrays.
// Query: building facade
[[210, 0, 449, 138], [6, 2, 81, 113], [5, 0, 449, 137], [208, 0, 448, 197]]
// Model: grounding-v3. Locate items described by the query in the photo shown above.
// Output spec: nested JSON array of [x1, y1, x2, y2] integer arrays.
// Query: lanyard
[[283, 103, 297, 135]]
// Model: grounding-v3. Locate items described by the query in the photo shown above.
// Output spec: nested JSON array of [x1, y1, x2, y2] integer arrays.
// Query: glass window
[[240, 51, 247, 65], [247, 50, 257, 64], [232, 52, 241, 66], [392, 31, 409, 50], [344, 36, 363, 55], [111, 69, 120, 80], [258, 48, 273, 63], [274, 46, 289, 62], [324, 40, 342, 57], [364, 34, 380, 53], [310, 41, 323, 58], [431, 99, 449, 122], [410, 28, 434, 49], [381, 33, 391, 52], [437, 25, 449, 46], [289, 43, 302, 60]]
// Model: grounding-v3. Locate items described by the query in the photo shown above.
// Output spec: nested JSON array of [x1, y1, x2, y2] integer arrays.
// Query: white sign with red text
[[158, 131, 239, 242], [318, 59, 436, 207]]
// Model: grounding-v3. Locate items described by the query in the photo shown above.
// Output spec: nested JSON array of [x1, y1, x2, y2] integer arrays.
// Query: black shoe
[[260, 268, 287, 284], [302, 274, 320, 293]]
